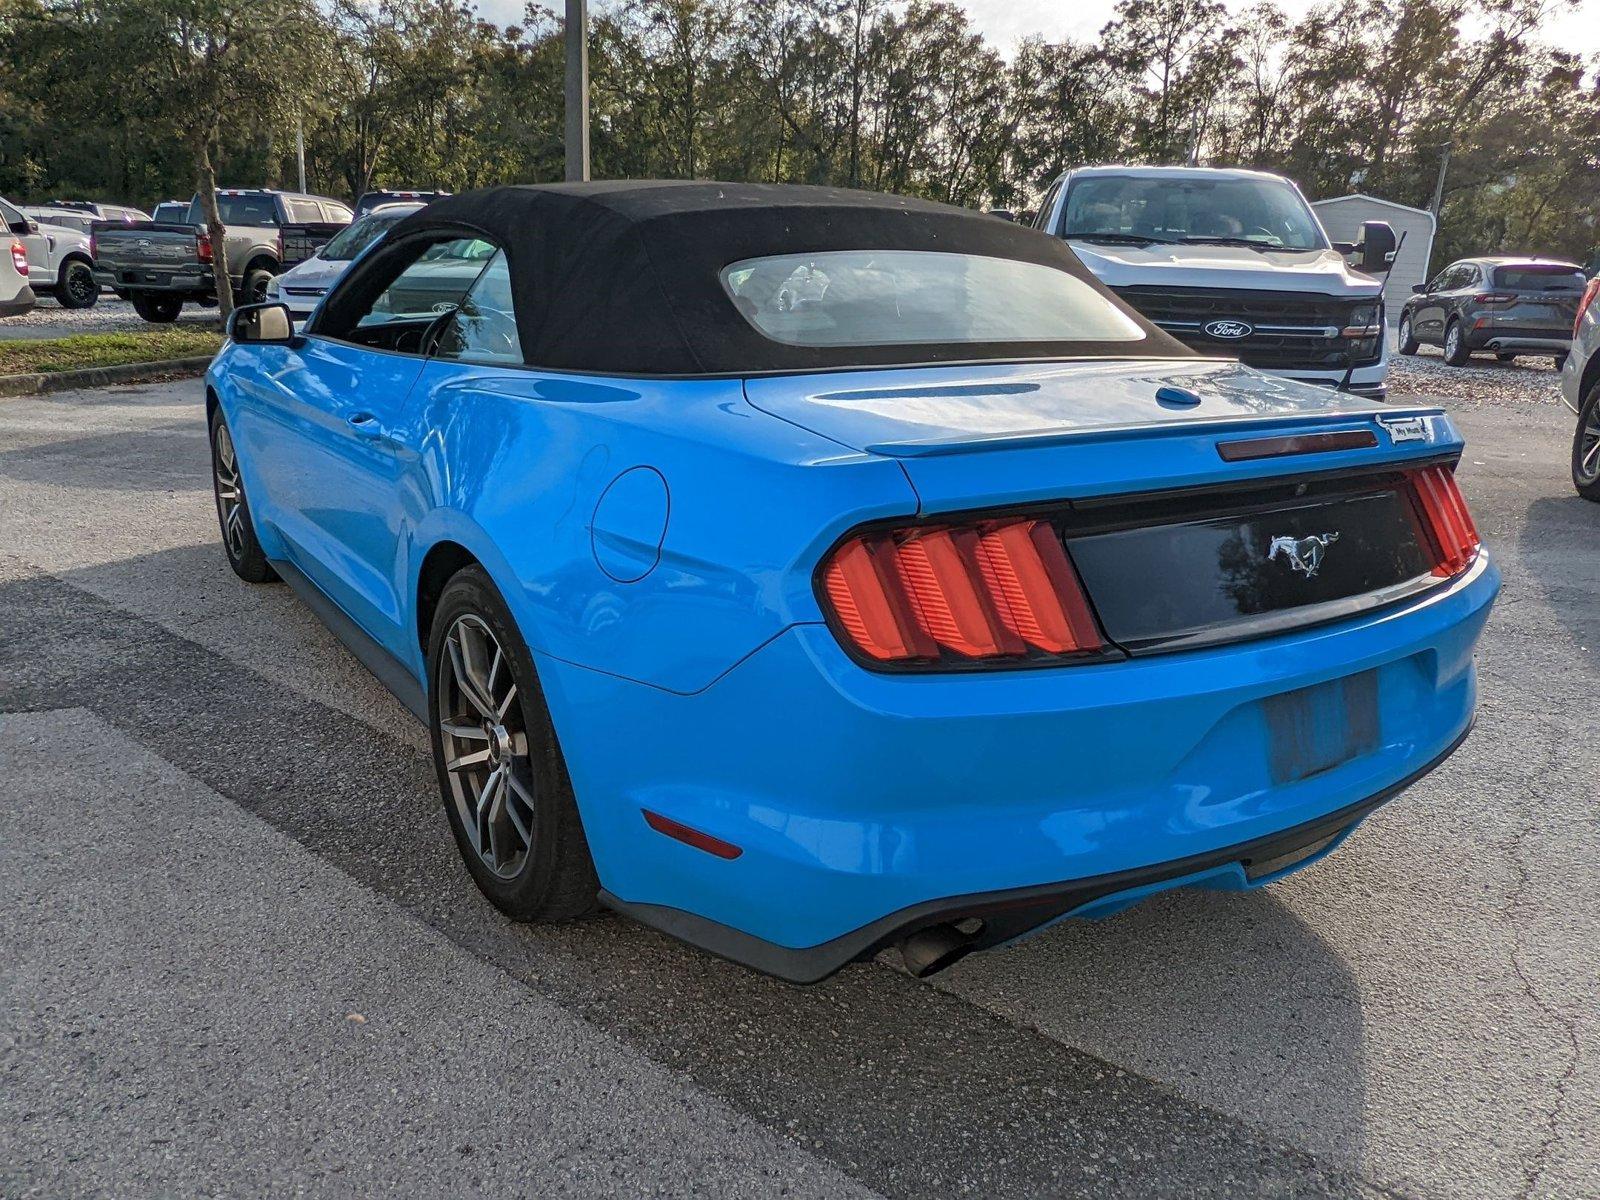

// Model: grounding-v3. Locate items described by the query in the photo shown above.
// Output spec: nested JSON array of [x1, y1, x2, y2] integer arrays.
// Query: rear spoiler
[[863, 405, 1447, 459]]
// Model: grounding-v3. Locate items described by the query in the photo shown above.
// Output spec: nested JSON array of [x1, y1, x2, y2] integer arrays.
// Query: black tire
[[1396, 313, 1419, 355], [1443, 320, 1471, 366], [131, 293, 182, 323], [1496, 352, 1517, 364], [56, 259, 98, 309], [208, 410, 278, 583], [1572, 383, 1600, 502], [240, 267, 274, 307], [428, 566, 599, 922]]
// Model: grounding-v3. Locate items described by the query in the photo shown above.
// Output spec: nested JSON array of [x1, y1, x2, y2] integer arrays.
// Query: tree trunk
[[195, 139, 233, 326]]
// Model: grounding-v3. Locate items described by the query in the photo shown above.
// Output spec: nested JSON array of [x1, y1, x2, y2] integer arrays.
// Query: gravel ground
[[1390, 344, 1567, 406], [0, 294, 217, 341]]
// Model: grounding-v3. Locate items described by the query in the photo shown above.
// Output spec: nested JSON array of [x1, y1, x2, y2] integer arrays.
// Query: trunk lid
[[752, 359, 1466, 658], [744, 358, 1455, 511]]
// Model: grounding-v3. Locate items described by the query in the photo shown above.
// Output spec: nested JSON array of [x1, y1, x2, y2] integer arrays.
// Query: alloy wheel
[[65, 264, 96, 306], [212, 424, 248, 558], [437, 614, 536, 879], [1446, 326, 1460, 358], [1579, 402, 1600, 485]]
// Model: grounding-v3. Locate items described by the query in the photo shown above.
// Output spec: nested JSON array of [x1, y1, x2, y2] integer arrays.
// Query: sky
[[954, 0, 1600, 55], [476, 0, 1600, 55]]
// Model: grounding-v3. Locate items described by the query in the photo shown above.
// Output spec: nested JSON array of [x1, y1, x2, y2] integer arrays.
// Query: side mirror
[[1357, 221, 1397, 274], [25, 220, 40, 235], [229, 301, 296, 344], [1412, 282, 1428, 294]]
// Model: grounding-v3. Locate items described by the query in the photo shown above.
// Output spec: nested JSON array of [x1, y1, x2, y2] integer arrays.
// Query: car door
[[1414, 264, 1461, 343], [232, 233, 499, 662], [1443, 263, 1480, 331]]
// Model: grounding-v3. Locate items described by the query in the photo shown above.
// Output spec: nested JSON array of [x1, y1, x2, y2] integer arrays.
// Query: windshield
[[320, 209, 413, 261], [721, 250, 1146, 347], [1062, 175, 1327, 250], [186, 194, 280, 226]]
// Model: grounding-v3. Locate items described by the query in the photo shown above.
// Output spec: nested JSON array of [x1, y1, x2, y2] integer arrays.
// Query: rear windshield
[[721, 250, 1146, 347], [320, 209, 412, 261], [1492, 265, 1585, 290], [186, 195, 280, 226]]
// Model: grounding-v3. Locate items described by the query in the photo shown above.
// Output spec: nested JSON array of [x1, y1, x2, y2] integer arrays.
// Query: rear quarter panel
[[399, 364, 920, 695]]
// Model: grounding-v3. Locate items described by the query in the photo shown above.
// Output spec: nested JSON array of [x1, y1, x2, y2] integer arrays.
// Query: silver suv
[[1563, 274, 1600, 500]]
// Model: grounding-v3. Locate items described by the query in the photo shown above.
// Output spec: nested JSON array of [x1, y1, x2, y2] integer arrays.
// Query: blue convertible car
[[207, 182, 1498, 981]]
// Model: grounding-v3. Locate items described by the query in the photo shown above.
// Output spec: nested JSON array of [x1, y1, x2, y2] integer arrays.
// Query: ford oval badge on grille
[[1204, 319, 1254, 340]]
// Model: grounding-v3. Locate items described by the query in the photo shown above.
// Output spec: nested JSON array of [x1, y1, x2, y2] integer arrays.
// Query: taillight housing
[[1576, 277, 1600, 338], [1407, 464, 1481, 577], [1472, 292, 1515, 306], [10, 240, 26, 277], [818, 515, 1113, 670], [196, 231, 213, 264]]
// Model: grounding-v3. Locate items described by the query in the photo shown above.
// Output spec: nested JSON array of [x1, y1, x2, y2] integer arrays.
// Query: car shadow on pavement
[[933, 878, 1370, 1161], [0, 542, 1390, 1200], [0, 427, 207, 492]]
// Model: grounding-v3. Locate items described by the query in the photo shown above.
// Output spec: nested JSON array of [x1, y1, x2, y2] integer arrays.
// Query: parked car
[[1, 195, 99, 308], [206, 182, 1498, 983], [354, 189, 449, 217], [266, 202, 423, 318], [1, 234, 35, 317], [23, 205, 96, 235], [150, 200, 190, 223], [1560, 272, 1600, 499], [1398, 257, 1585, 368], [1033, 166, 1396, 397], [46, 199, 149, 223], [92, 188, 353, 322]]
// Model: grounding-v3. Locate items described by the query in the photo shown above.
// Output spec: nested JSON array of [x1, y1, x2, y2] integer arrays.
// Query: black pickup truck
[[92, 188, 352, 322]]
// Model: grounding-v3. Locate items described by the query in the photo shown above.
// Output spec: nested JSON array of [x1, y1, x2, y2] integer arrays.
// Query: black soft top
[[339, 180, 1193, 376]]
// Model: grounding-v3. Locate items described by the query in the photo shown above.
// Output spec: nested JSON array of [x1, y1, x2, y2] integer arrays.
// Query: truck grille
[[1114, 286, 1381, 372]]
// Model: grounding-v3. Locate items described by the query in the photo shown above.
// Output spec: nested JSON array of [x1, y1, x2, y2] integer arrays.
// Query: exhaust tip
[[898, 921, 980, 978]]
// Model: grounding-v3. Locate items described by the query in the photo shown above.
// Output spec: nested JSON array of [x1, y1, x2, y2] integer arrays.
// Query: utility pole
[[1429, 140, 1452, 219], [564, 0, 590, 182], [296, 111, 307, 193]]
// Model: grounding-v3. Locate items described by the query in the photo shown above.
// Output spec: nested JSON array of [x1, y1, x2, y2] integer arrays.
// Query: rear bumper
[[0, 285, 36, 316], [93, 266, 214, 295], [546, 551, 1499, 979], [1475, 334, 1571, 354], [605, 721, 1471, 983]]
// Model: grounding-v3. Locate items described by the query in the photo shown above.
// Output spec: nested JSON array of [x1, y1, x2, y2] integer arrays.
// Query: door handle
[[347, 412, 385, 438]]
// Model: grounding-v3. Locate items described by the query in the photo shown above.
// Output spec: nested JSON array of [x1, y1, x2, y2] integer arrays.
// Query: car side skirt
[[602, 721, 1472, 986], [272, 557, 429, 723]]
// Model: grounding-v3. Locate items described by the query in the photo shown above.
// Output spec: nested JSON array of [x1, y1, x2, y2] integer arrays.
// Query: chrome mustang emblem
[[1204, 319, 1253, 340], [1268, 532, 1340, 578]]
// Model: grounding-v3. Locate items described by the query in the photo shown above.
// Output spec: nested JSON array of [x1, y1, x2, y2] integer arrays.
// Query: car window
[[321, 202, 354, 223], [1061, 175, 1327, 249], [286, 199, 322, 223], [188, 194, 281, 226], [320, 210, 410, 261], [356, 236, 497, 329], [0, 198, 24, 228], [722, 250, 1146, 346], [432, 250, 521, 365], [1493, 265, 1586, 291]]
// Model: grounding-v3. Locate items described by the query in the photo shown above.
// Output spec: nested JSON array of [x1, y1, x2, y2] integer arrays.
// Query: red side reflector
[[819, 516, 1107, 669], [1408, 464, 1480, 577], [641, 810, 743, 860]]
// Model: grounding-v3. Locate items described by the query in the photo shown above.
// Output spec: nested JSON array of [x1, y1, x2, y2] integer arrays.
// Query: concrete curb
[[0, 355, 214, 398]]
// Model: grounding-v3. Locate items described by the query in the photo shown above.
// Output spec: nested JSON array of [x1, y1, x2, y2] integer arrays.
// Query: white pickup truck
[[1032, 166, 1397, 398], [1, 195, 99, 309]]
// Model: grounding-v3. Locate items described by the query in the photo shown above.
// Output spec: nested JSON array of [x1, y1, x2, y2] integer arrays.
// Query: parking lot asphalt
[[0, 377, 1595, 1199]]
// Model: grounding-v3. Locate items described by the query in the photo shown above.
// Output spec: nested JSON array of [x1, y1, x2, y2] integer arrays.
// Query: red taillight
[[1576, 277, 1600, 338], [1472, 292, 1515, 305], [196, 231, 212, 264], [1408, 465, 1480, 577], [89, 232, 98, 259], [819, 516, 1107, 667], [10, 240, 26, 276]]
